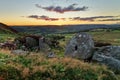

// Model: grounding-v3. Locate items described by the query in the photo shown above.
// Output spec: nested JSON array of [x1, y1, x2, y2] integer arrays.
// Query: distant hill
[[0, 23, 18, 34], [12, 24, 120, 34]]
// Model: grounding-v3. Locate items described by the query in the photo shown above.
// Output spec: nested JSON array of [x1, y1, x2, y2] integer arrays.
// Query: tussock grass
[[0, 52, 118, 80]]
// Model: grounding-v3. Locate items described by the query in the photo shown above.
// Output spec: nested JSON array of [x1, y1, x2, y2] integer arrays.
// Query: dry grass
[[0, 49, 11, 54], [0, 49, 118, 80]]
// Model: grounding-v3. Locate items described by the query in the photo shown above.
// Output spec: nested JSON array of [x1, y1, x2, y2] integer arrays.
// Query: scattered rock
[[47, 52, 56, 58], [65, 32, 94, 60], [11, 50, 29, 55], [0, 42, 16, 50]]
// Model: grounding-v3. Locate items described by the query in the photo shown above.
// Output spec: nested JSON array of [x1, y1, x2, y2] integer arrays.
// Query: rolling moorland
[[0, 23, 120, 80], [12, 24, 120, 34]]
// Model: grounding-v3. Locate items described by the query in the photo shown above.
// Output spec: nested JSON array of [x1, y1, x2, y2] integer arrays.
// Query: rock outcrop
[[93, 53, 120, 73], [96, 46, 120, 60], [65, 32, 94, 60], [92, 46, 120, 72], [25, 37, 38, 48], [14, 35, 49, 51], [39, 37, 49, 51]]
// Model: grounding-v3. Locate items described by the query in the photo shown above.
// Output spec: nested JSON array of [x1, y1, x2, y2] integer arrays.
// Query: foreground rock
[[93, 53, 120, 73], [11, 50, 29, 55], [65, 33, 120, 72], [96, 46, 120, 60], [65, 33, 94, 60]]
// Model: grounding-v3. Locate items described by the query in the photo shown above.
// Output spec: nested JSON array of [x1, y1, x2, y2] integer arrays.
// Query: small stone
[[47, 52, 56, 58], [79, 35, 82, 37]]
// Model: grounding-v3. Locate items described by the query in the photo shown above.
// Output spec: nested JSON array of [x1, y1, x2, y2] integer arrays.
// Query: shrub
[[100, 70, 117, 80], [0, 65, 22, 80], [13, 55, 32, 67]]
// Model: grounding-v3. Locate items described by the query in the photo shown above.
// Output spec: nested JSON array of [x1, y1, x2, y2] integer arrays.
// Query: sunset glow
[[0, 0, 120, 26]]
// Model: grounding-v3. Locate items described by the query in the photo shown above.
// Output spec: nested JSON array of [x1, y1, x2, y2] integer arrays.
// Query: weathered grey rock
[[65, 33, 94, 59], [93, 53, 120, 72], [39, 38, 49, 51], [47, 52, 56, 58], [25, 37, 38, 48], [11, 50, 29, 54], [97, 46, 120, 60]]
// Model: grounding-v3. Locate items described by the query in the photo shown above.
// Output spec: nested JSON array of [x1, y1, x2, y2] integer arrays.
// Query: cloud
[[35, 4, 88, 13], [72, 16, 116, 21], [26, 15, 120, 22], [28, 15, 39, 19], [99, 19, 120, 21], [27, 15, 64, 21]]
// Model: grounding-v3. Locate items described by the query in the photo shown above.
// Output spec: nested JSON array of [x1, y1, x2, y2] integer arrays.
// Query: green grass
[[0, 34, 17, 43], [89, 31, 120, 45], [0, 52, 118, 80]]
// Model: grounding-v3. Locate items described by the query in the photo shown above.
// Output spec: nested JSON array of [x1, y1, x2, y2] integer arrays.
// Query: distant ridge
[[0, 22, 18, 33]]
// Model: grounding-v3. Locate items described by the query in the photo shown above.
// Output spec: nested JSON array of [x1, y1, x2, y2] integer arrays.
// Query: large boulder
[[92, 53, 120, 73], [65, 33, 94, 59], [96, 46, 120, 60]]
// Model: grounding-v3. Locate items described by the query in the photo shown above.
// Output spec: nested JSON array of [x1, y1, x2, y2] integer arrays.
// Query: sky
[[0, 0, 120, 26]]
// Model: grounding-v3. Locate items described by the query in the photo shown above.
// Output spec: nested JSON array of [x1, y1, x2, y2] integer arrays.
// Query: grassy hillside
[[0, 23, 18, 34], [0, 52, 118, 80], [0, 28, 13, 34], [0, 29, 120, 80]]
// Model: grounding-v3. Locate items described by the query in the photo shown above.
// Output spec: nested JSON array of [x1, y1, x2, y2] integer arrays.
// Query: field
[[89, 31, 120, 45], [0, 29, 120, 80]]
